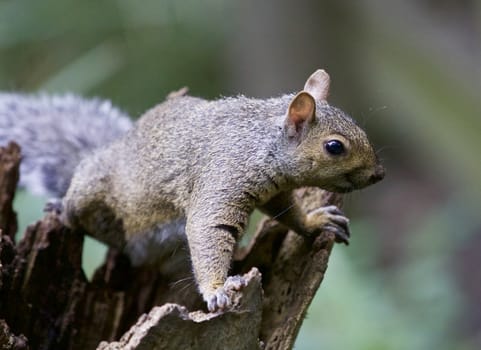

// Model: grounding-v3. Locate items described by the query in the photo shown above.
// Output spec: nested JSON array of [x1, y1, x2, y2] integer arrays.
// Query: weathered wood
[[97, 268, 263, 350], [0, 142, 20, 240], [0, 320, 28, 350], [1, 214, 86, 349], [235, 189, 340, 350], [0, 143, 339, 350]]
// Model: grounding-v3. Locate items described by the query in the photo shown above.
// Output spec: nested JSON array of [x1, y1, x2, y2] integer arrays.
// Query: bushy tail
[[0, 93, 133, 197]]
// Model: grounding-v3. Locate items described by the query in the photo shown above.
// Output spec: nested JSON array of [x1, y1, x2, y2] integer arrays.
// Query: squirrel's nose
[[369, 165, 385, 184]]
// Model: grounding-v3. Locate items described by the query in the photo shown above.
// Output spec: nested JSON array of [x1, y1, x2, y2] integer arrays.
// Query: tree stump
[[0, 142, 340, 349]]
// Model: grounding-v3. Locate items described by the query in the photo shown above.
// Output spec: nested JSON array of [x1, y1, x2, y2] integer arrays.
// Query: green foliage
[[0, 0, 228, 115]]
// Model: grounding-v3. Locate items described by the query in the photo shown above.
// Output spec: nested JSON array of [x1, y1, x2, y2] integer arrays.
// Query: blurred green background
[[1, 0, 480, 349]]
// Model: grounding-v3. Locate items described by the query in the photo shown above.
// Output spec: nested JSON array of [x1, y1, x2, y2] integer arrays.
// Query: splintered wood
[[0, 142, 339, 350]]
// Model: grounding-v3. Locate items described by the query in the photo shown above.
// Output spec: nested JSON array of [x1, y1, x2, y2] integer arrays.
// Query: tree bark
[[0, 142, 340, 350], [0, 142, 19, 240]]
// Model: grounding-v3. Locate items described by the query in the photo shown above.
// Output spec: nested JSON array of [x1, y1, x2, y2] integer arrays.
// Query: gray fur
[[0, 93, 132, 196], [63, 88, 384, 311], [125, 219, 188, 272], [1, 71, 384, 312]]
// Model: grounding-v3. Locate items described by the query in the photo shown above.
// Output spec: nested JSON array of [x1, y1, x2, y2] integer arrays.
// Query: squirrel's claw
[[224, 275, 246, 291], [305, 205, 351, 245], [205, 275, 247, 313], [324, 223, 350, 245], [206, 289, 230, 312]]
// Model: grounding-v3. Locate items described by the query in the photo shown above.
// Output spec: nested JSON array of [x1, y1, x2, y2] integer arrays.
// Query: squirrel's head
[[285, 69, 385, 193]]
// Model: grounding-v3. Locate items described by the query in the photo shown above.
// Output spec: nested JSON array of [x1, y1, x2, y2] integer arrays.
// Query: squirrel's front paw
[[205, 275, 247, 312], [305, 205, 350, 244]]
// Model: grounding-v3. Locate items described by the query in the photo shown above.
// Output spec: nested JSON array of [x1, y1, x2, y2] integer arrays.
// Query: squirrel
[[0, 69, 384, 312]]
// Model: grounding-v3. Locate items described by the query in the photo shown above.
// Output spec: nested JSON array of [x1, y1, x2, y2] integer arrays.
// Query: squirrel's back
[[110, 95, 290, 209], [0, 93, 132, 197]]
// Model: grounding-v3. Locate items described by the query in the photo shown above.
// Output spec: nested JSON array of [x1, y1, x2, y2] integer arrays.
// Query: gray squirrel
[[0, 70, 384, 312]]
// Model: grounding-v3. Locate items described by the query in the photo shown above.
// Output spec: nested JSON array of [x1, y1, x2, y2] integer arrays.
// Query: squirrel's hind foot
[[44, 198, 64, 215]]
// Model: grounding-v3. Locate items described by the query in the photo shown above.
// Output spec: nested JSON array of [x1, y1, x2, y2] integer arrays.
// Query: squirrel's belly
[[123, 218, 187, 269]]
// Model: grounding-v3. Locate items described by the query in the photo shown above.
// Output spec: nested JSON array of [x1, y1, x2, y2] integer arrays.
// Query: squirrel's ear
[[285, 91, 316, 138], [303, 69, 330, 101]]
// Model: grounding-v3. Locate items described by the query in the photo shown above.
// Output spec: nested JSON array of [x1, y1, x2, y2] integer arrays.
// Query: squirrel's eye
[[325, 140, 345, 156]]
